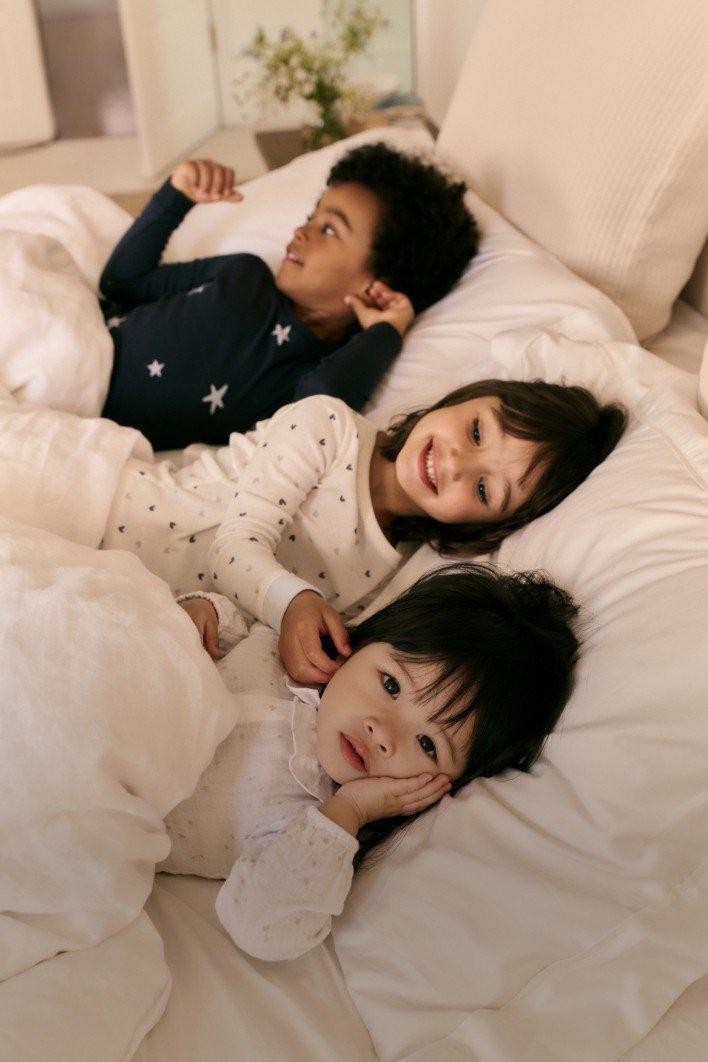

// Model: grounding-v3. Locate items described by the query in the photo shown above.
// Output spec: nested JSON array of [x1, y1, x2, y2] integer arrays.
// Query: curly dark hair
[[327, 142, 479, 312], [379, 378, 628, 555]]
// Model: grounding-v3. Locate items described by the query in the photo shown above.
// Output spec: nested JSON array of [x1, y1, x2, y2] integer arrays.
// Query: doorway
[[35, 0, 135, 139]]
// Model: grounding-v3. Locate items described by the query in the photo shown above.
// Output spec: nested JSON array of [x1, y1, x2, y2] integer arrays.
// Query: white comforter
[[0, 183, 128, 417]]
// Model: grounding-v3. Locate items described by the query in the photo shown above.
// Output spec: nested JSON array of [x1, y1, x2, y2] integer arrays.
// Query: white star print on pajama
[[146, 360, 164, 377], [271, 322, 291, 346], [187, 283, 209, 296], [202, 382, 228, 414]]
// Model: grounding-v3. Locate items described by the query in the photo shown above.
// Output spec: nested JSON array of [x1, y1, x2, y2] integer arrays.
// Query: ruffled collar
[[286, 676, 336, 803]]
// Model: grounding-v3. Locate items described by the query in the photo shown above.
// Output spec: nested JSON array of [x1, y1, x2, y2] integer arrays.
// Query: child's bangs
[[393, 650, 479, 736]]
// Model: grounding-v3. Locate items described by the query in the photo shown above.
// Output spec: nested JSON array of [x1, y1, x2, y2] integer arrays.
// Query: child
[[101, 379, 626, 684], [175, 562, 580, 961], [99, 143, 479, 450]]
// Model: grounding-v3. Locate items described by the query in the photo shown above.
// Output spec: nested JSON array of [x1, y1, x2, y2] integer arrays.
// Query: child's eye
[[418, 734, 437, 760], [471, 418, 481, 445], [380, 672, 400, 697], [477, 478, 488, 506], [322, 223, 336, 236]]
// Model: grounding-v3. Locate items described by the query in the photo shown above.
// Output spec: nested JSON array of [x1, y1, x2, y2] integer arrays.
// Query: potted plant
[[234, 0, 386, 150]]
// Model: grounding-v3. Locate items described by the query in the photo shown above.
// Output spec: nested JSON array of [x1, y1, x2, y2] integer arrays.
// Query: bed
[[1, 1, 707, 1059]]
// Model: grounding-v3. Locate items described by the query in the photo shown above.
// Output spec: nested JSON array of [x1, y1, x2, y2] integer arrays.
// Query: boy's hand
[[170, 159, 244, 204], [320, 773, 451, 835], [179, 597, 220, 659], [345, 281, 414, 337], [279, 590, 351, 684]]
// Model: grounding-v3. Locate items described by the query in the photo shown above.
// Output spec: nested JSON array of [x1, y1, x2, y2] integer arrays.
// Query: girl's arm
[[215, 804, 358, 962], [209, 396, 357, 632], [215, 773, 450, 961], [99, 179, 235, 305]]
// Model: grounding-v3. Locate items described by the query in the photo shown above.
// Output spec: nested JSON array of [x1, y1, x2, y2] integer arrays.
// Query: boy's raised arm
[[99, 159, 242, 306], [293, 284, 414, 411]]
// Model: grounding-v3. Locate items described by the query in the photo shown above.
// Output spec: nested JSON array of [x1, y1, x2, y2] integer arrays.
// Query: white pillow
[[332, 339, 708, 1060], [437, 0, 708, 341], [0, 184, 129, 416], [0, 515, 238, 1049]]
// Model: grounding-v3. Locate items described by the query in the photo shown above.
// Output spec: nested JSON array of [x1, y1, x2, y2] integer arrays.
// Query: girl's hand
[[320, 773, 451, 836], [345, 281, 415, 337], [179, 597, 220, 659], [170, 159, 244, 204], [279, 590, 351, 684]]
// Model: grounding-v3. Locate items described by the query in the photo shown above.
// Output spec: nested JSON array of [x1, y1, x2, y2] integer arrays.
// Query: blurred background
[[0, 1, 485, 208]]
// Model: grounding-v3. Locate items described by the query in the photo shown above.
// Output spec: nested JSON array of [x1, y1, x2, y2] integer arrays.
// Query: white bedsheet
[[134, 875, 708, 1062], [134, 875, 375, 1062]]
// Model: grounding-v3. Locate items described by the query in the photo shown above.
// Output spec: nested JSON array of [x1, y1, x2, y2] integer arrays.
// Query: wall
[[413, 0, 485, 126]]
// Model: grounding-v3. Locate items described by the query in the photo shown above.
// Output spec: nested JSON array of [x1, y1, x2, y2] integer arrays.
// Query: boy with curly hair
[[99, 143, 479, 450]]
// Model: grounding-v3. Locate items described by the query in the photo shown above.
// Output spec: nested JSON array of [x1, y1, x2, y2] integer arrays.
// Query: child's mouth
[[340, 733, 367, 773], [284, 245, 303, 267], [419, 440, 438, 493]]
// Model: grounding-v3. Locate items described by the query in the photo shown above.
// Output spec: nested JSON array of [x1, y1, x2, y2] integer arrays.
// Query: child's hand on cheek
[[345, 282, 415, 337], [320, 772, 451, 836], [170, 159, 244, 204], [279, 590, 351, 684]]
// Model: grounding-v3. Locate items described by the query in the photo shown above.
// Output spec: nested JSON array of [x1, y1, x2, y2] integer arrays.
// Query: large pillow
[[0, 184, 129, 415], [437, 0, 708, 341], [0, 514, 238, 1053], [331, 335, 708, 1060]]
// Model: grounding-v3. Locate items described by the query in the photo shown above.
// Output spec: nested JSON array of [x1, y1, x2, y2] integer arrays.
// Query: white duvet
[[1, 127, 706, 1061], [0, 386, 239, 1055]]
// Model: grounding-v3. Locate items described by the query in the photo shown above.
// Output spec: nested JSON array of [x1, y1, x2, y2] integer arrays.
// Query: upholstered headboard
[[434, 0, 708, 344]]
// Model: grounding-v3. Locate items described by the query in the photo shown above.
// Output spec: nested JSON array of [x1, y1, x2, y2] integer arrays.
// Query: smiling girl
[[103, 380, 625, 683], [174, 563, 580, 960]]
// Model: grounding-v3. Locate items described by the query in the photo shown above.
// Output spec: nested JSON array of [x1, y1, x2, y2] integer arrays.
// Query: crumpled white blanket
[[0, 383, 239, 1056], [0, 184, 130, 416]]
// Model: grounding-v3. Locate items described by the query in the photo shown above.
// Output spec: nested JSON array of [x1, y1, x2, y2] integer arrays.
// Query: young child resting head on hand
[[99, 142, 479, 450], [177, 562, 579, 961]]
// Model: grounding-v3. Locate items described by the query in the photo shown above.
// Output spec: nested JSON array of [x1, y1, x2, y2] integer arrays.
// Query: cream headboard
[[434, 0, 708, 342]]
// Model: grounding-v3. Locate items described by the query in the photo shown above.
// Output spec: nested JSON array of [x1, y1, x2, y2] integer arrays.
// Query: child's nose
[[448, 445, 476, 484], [365, 718, 394, 758]]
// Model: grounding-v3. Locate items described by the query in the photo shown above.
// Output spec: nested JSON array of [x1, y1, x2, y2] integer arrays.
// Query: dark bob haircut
[[379, 378, 627, 555], [327, 141, 479, 312], [346, 562, 580, 869]]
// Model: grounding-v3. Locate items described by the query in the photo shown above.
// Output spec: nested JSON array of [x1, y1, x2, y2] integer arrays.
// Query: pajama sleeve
[[99, 179, 234, 305], [292, 321, 403, 412], [175, 590, 250, 653], [215, 804, 359, 961], [209, 395, 358, 629]]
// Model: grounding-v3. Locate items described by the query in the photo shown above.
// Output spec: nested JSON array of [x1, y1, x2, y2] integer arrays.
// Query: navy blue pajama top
[[100, 180, 402, 451]]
